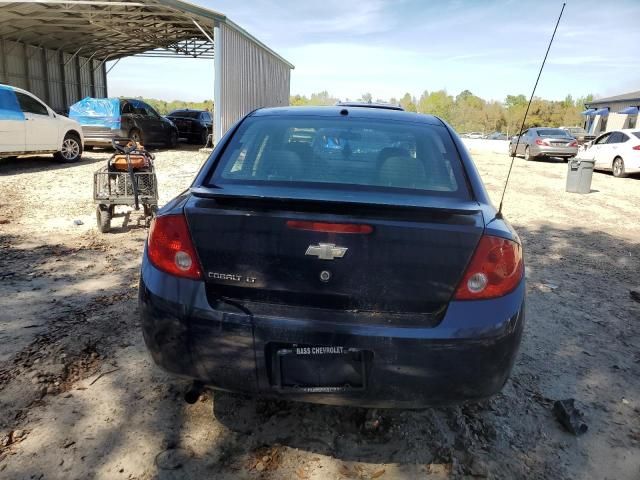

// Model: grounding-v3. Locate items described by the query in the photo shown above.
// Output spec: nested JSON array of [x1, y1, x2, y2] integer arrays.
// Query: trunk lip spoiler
[[190, 186, 483, 215]]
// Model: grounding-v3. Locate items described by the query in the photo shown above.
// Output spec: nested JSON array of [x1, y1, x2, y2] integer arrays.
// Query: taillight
[[569, 140, 578, 147], [453, 235, 524, 300], [147, 215, 202, 280], [535, 138, 550, 146], [633, 145, 640, 151], [286, 220, 373, 234]]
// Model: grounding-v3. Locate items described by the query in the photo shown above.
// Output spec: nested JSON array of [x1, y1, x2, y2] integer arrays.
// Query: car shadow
[[0, 153, 108, 175]]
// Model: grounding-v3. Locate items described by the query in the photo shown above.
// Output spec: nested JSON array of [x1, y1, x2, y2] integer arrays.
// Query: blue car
[[139, 105, 525, 408]]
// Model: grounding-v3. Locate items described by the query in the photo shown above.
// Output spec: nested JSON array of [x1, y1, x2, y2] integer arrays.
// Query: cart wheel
[[96, 205, 112, 233], [144, 204, 158, 227]]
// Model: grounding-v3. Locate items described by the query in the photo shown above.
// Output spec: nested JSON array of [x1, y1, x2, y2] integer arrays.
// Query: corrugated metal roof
[[586, 90, 640, 107], [0, 0, 294, 67]]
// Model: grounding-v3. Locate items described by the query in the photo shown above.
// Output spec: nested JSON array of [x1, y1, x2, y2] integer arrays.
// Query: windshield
[[633, 132, 640, 140], [537, 128, 572, 138], [168, 110, 201, 118], [211, 116, 469, 197]]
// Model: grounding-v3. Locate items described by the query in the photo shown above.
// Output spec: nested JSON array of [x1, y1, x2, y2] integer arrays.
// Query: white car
[[0, 84, 83, 162], [466, 132, 485, 139], [581, 129, 640, 178]]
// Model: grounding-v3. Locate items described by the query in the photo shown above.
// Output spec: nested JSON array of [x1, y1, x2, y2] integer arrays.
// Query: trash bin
[[566, 158, 595, 194]]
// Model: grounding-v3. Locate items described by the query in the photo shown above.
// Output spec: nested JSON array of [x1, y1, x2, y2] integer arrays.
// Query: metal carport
[[0, 0, 294, 142]]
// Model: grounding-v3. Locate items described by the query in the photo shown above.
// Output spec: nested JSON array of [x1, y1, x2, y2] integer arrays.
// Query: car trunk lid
[[185, 186, 484, 314]]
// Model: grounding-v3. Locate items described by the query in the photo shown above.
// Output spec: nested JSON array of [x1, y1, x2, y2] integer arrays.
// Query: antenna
[[496, 3, 566, 217]]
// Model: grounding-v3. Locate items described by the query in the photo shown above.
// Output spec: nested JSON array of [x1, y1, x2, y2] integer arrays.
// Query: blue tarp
[[593, 108, 609, 116], [0, 85, 25, 121], [69, 97, 121, 128], [618, 106, 639, 115], [580, 108, 596, 116]]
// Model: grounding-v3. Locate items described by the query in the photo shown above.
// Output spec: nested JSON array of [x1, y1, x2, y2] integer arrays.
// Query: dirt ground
[[1, 142, 639, 480]]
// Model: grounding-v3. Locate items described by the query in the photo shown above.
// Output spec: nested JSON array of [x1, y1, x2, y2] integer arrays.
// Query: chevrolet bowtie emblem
[[305, 243, 348, 260]]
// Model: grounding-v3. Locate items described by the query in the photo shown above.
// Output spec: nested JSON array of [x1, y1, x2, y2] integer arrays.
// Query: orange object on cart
[[110, 142, 152, 171], [111, 153, 150, 171]]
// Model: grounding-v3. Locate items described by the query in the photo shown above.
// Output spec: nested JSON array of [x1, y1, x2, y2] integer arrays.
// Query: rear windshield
[[633, 132, 640, 140], [169, 110, 200, 118], [537, 128, 572, 138], [210, 116, 469, 198]]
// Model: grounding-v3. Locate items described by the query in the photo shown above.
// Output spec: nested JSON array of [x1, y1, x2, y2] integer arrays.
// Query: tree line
[[290, 90, 594, 134]]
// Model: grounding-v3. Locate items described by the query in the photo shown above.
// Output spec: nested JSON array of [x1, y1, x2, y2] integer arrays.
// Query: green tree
[[452, 91, 486, 132], [505, 94, 527, 109], [399, 92, 417, 112], [417, 90, 454, 122]]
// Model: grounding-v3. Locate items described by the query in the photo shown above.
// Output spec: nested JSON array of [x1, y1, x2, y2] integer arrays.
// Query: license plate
[[272, 345, 368, 392]]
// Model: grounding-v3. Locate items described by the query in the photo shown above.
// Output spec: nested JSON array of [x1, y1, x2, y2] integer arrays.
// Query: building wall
[[214, 22, 291, 141], [0, 39, 107, 113]]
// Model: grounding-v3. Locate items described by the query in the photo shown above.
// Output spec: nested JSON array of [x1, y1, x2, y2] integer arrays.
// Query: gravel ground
[[0, 142, 639, 479]]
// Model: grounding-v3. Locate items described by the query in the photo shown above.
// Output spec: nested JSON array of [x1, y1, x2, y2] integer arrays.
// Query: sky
[[108, 0, 640, 103]]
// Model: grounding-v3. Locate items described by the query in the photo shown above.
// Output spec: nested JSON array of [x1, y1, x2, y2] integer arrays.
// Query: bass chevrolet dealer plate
[[272, 345, 370, 393]]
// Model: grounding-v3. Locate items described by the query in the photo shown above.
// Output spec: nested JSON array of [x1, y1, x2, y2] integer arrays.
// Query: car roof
[[597, 129, 640, 134], [168, 109, 207, 113], [1, 83, 33, 97], [251, 106, 443, 125]]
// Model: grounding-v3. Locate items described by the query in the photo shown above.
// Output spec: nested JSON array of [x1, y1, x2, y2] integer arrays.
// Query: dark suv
[[139, 106, 525, 407], [69, 98, 178, 148], [166, 109, 213, 145]]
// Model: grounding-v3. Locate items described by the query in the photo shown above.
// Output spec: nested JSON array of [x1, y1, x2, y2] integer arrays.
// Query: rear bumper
[[531, 144, 578, 157], [139, 259, 525, 408], [82, 128, 125, 146]]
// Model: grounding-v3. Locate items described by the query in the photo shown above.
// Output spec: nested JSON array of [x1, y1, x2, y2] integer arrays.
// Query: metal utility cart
[[93, 138, 158, 233]]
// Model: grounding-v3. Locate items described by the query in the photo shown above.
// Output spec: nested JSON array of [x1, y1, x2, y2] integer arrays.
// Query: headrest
[[377, 156, 426, 188], [265, 150, 304, 180]]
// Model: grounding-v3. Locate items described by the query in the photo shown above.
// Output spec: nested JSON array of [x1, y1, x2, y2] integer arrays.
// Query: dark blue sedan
[[139, 105, 525, 408]]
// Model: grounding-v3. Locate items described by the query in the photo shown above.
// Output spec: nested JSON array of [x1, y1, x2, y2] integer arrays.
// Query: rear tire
[[168, 130, 178, 148], [96, 205, 112, 233], [54, 133, 82, 163], [143, 204, 158, 226], [524, 146, 533, 161], [200, 128, 209, 146], [612, 157, 627, 178]]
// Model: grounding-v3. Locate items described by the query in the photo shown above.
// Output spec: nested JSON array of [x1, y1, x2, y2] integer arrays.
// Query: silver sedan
[[509, 128, 579, 160]]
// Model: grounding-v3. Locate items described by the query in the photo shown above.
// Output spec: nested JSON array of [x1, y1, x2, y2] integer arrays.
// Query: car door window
[[594, 133, 611, 145], [121, 102, 135, 115], [607, 132, 623, 144], [128, 100, 147, 116], [15, 92, 48, 116], [140, 103, 160, 118]]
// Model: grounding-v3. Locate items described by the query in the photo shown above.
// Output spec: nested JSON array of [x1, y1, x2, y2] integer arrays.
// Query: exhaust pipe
[[184, 381, 205, 404]]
